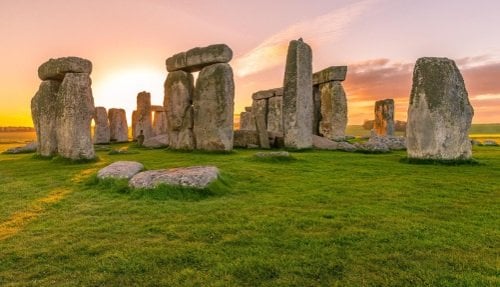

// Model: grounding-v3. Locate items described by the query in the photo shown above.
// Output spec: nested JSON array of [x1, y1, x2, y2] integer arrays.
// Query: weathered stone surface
[[354, 141, 390, 153], [151, 105, 165, 112], [252, 99, 267, 129], [97, 161, 144, 180], [129, 166, 219, 189], [245, 106, 252, 112], [2, 142, 38, 154], [368, 132, 406, 150], [143, 134, 169, 148], [252, 88, 284, 100], [255, 111, 270, 149], [31, 80, 60, 157], [283, 39, 313, 149], [312, 135, 356, 152], [233, 130, 259, 148], [239, 111, 255, 131], [407, 57, 473, 160], [135, 92, 153, 140], [93, 107, 110, 144], [164, 70, 195, 150], [313, 66, 347, 85], [108, 108, 129, 142], [319, 81, 348, 139], [56, 73, 95, 160], [166, 44, 233, 73], [193, 63, 234, 151], [38, 57, 92, 81], [312, 86, 321, 135], [152, 111, 168, 136], [374, 99, 395, 136], [267, 96, 283, 134], [131, 110, 138, 139]]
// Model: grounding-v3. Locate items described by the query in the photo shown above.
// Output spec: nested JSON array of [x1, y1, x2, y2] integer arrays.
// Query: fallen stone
[[93, 107, 110, 144], [143, 134, 169, 148], [482, 140, 498, 146], [164, 70, 195, 150], [2, 142, 38, 154], [312, 135, 356, 152], [283, 38, 313, 149], [129, 166, 219, 189], [166, 44, 233, 73], [368, 133, 406, 150], [193, 63, 234, 151], [254, 151, 291, 158], [38, 57, 92, 81], [407, 57, 474, 160], [313, 66, 347, 85], [97, 161, 144, 180]]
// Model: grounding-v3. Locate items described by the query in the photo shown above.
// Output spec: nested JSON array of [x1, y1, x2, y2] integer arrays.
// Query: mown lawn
[[0, 143, 499, 286]]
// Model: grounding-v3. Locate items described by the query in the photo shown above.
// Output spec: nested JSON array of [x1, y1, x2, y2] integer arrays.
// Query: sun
[[92, 67, 166, 124]]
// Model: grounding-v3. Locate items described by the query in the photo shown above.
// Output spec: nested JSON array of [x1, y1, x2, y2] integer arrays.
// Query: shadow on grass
[[86, 173, 232, 202], [400, 157, 481, 166]]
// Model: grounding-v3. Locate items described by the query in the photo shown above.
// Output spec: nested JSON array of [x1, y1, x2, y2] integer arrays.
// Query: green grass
[[0, 141, 499, 286]]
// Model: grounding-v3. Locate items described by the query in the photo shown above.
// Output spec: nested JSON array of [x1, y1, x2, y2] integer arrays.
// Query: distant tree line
[[362, 120, 407, 132], [0, 127, 35, 132]]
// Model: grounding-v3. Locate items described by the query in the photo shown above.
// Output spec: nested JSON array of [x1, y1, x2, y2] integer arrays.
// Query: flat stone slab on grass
[[254, 151, 291, 158], [312, 135, 356, 152], [97, 161, 144, 180], [143, 134, 169, 148], [2, 142, 37, 154], [129, 166, 219, 189]]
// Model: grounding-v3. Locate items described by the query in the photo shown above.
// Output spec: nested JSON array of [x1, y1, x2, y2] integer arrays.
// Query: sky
[[0, 0, 499, 126]]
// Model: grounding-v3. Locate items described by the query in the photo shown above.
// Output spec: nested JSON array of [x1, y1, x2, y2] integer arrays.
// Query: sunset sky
[[0, 0, 499, 126]]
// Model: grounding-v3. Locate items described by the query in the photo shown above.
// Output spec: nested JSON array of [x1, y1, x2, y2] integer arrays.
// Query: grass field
[[0, 134, 499, 285]]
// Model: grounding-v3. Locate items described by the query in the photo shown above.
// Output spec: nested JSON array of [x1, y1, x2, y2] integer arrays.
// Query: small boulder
[[129, 166, 219, 189], [97, 161, 144, 180]]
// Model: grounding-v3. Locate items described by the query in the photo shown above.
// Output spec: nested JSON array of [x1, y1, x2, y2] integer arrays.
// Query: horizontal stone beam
[[251, 87, 283, 100], [313, 66, 347, 85], [38, 57, 92, 81], [166, 44, 233, 73]]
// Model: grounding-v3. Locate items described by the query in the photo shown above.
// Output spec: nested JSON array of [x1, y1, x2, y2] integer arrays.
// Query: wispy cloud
[[233, 0, 378, 77]]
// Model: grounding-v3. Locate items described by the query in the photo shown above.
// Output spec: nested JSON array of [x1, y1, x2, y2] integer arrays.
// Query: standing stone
[[93, 107, 110, 144], [164, 70, 195, 150], [108, 108, 129, 142], [56, 73, 95, 160], [283, 38, 313, 149], [374, 99, 395, 136], [193, 63, 234, 151], [131, 110, 138, 139], [31, 80, 60, 157], [135, 92, 153, 140], [407, 57, 474, 160], [239, 109, 255, 131], [267, 96, 283, 134], [152, 111, 168, 136], [252, 99, 267, 132], [312, 86, 321, 135], [318, 82, 348, 140]]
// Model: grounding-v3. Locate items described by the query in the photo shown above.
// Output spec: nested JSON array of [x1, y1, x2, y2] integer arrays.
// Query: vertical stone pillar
[[135, 92, 153, 140], [318, 82, 348, 140], [374, 99, 395, 136], [93, 107, 110, 144], [31, 80, 60, 156], [193, 63, 234, 151], [164, 70, 195, 150], [108, 108, 129, 142], [282, 38, 313, 149]]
